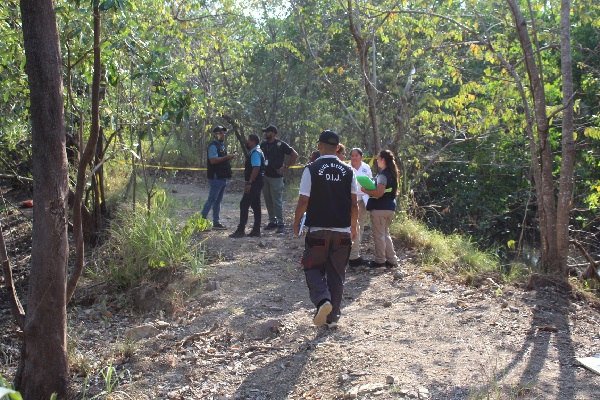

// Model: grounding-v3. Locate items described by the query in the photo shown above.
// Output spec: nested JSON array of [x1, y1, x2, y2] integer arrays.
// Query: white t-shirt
[[299, 155, 360, 232], [352, 161, 373, 205]]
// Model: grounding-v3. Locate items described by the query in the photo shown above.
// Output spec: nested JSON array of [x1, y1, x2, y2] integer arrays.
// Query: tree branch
[[570, 239, 600, 283], [0, 173, 33, 184], [547, 92, 577, 121], [0, 223, 25, 329]]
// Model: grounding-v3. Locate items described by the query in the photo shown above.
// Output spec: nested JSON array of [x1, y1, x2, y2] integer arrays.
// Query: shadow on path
[[461, 285, 589, 399]]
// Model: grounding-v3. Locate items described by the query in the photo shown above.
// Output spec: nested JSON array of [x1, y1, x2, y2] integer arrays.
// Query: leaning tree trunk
[[67, 4, 102, 301], [16, 0, 70, 397]]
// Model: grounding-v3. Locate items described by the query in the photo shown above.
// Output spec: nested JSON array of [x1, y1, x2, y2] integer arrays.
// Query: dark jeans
[[238, 179, 264, 232], [302, 230, 352, 323]]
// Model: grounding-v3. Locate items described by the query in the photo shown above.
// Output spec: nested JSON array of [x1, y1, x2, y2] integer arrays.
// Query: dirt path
[[2, 176, 600, 399]]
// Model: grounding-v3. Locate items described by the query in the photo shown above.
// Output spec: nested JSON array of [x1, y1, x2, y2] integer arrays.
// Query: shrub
[[95, 192, 209, 287]]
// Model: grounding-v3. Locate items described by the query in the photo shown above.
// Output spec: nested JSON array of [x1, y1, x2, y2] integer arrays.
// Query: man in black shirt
[[293, 130, 359, 328], [260, 125, 298, 233]]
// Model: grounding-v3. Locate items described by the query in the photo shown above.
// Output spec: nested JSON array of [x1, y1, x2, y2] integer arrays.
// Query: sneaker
[[247, 230, 261, 237], [348, 257, 365, 267], [229, 230, 245, 238], [313, 300, 332, 326], [385, 261, 398, 267], [276, 225, 285, 234], [368, 261, 385, 268], [326, 321, 338, 329], [264, 222, 278, 230], [212, 223, 227, 230]]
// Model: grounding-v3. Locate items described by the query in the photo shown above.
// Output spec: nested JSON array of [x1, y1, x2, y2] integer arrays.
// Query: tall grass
[[94, 191, 209, 287], [102, 160, 136, 207], [391, 215, 502, 279]]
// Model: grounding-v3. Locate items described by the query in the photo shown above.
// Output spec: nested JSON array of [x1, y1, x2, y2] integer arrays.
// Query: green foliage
[[99, 364, 130, 396], [416, 132, 533, 249], [149, 136, 199, 168], [81, 363, 131, 400], [0, 374, 22, 400], [2, 0, 599, 276], [96, 193, 209, 287], [102, 160, 135, 206], [584, 127, 600, 140]]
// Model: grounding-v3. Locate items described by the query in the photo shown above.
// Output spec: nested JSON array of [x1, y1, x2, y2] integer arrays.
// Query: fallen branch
[[0, 222, 25, 329], [570, 239, 600, 283]]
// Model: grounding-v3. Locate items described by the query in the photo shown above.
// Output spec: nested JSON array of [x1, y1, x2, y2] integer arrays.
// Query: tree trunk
[[347, 0, 380, 153], [506, 0, 573, 278], [16, 0, 70, 397], [556, 0, 576, 276], [94, 128, 108, 234]]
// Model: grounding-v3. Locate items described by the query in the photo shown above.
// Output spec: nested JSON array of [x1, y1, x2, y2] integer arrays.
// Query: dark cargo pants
[[302, 229, 352, 324]]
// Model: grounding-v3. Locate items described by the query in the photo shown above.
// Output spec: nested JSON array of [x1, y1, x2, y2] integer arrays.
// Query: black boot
[[247, 229, 261, 237], [229, 229, 245, 238]]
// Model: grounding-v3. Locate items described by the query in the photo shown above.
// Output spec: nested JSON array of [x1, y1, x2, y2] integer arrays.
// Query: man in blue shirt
[[201, 126, 236, 230], [230, 134, 265, 238]]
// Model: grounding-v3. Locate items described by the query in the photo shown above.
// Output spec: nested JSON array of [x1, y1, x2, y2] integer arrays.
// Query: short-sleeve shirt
[[260, 139, 294, 178], [299, 155, 360, 233], [353, 161, 373, 205], [208, 143, 220, 160], [376, 173, 388, 187], [250, 145, 262, 167]]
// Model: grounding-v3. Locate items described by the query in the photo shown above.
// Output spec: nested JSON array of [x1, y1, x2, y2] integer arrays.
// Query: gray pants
[[302, 230, 352, 324], [262, 176, 284, 225]]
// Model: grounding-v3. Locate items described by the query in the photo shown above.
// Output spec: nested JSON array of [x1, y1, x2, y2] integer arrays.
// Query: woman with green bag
[[360, 149, 399, 268]]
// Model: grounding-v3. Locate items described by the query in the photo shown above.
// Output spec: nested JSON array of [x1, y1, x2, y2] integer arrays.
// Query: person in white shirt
[[293, 130, 359, 328], [348, 148, 373, 267]]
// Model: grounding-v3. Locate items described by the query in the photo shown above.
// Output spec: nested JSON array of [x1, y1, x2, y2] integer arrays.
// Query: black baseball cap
[[212, 126, 227, 133], [318, 130, 340, 146], [261, 125, 278, 134]]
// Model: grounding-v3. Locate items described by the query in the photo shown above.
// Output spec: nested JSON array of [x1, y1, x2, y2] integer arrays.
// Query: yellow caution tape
[[112, 159, 302, 171]]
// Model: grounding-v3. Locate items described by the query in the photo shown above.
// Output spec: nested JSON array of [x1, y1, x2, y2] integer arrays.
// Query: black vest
[[305, 157, 354, 228], [206, 139, 232, 179], [245, 147, 265, 182], [366, 168, 397, 211], [260, 139, 288, 178]]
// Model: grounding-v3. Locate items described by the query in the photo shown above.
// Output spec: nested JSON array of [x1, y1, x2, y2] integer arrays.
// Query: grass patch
[[93, 191, 210, 287], [391, 215, 502, 281]]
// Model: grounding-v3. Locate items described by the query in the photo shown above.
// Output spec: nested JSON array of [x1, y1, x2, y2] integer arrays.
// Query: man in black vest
[[230, 134, 265, 238], [201, 126, 236, 230], [293, 130, 359, 328], [260, 124, 298, 234]]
